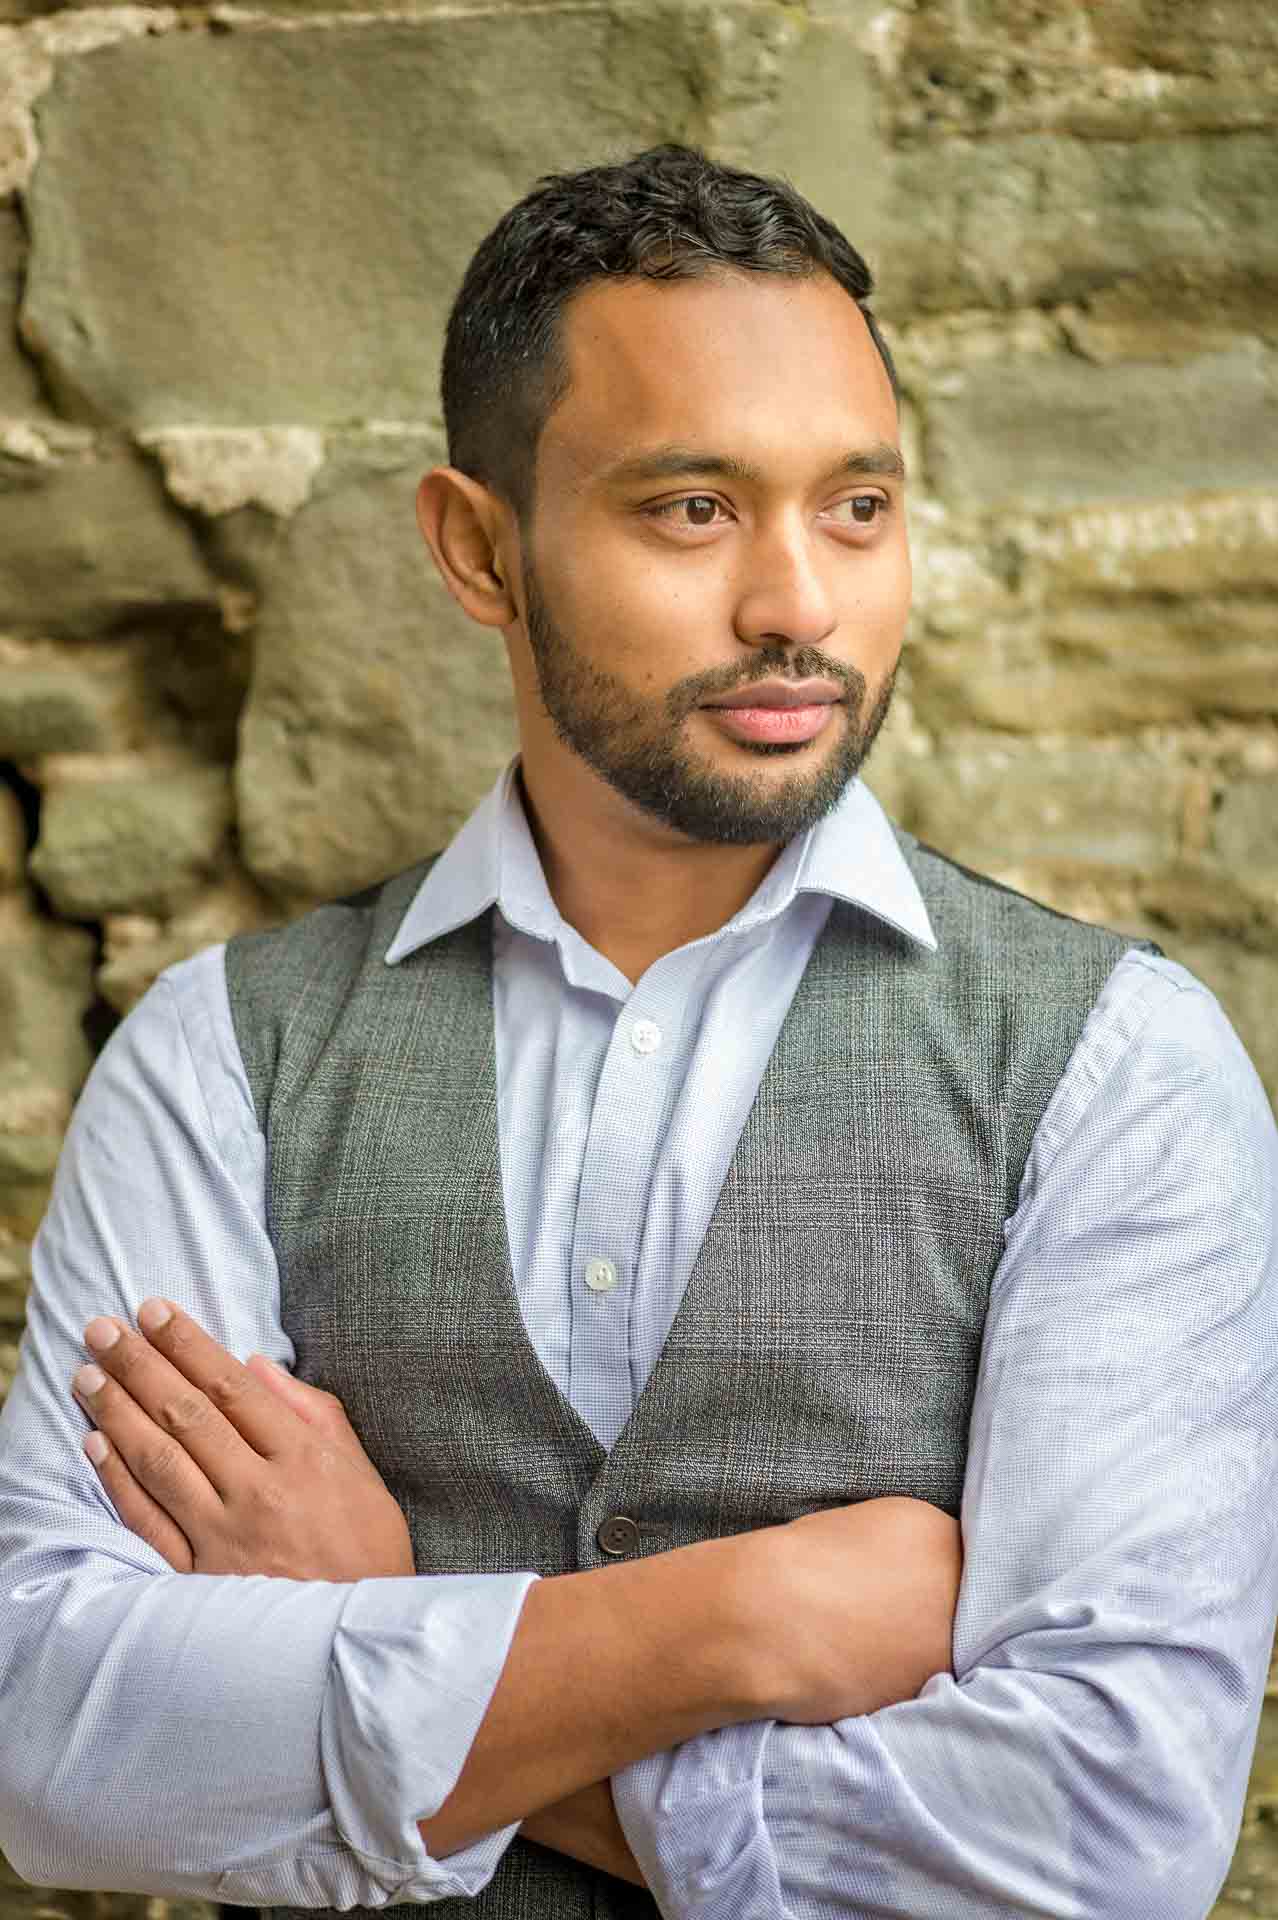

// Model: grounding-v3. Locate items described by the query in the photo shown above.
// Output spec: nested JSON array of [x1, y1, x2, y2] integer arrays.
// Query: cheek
[[560, 544, 710, 678], [846, 543, 911, 640]]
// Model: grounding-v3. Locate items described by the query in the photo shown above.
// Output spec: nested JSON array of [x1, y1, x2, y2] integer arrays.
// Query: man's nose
[[731, 523, 839, 653]]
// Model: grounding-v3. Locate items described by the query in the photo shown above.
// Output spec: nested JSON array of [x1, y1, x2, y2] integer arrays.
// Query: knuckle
[[137, 1440, 182, 1487], [157, 1391, 208, 1435], [205, 1368, 249, 1412]]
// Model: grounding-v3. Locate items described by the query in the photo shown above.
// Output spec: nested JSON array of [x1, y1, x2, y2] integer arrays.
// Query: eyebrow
[[598, 440, 907, 489]]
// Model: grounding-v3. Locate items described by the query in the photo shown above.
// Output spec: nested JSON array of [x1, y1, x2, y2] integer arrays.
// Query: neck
[[516, 763, 784, 985]]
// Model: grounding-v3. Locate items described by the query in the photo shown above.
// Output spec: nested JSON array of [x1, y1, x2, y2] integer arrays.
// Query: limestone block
[[0, 9, 180, 201], [233, 432, 517, 902], [1090, 0, 1278, 71], [0, 433, 213, 637], [923, 345, 1278, 510], [0, 635, 149, 756], [1015, 492, 1278, 602], [0, 205, 46, 415], [896, 8, 1276, 144], [20, 14, 713, 429], [1212, 776, 1278, 877], [0, 785, 23, 890], [711, 5, 888, 269], [29, 761, 233, 917], [0, 889, 95, 1232], [898, 738, 1184, 874], [0, 1232, 26, 1331], [98, 866, 281, 1015], [883, 131, 1278, 319], [912, 599, 1278, 734], [141, 426, 325, 518]]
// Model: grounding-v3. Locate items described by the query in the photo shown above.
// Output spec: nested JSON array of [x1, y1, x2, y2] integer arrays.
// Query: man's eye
[[646, 496, 722, 527], [843, 495, 885, 525]]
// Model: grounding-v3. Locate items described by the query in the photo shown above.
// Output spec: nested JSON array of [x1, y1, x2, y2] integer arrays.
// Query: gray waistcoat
[[224, 830, 1147, 1919]]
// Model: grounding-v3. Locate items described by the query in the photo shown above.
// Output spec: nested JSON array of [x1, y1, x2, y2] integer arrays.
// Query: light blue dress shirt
[[1, 761, 1276, 1919]]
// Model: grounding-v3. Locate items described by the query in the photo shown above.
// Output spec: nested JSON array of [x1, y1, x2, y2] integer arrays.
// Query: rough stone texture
[[0, 786, 24, 890], [140, 424, 325, 517], [0, 8, 177, 199], [0, 635, 145, 756], [0, 887, 94, 1237], [0, 205, 46, 414], [97, 864, 281, 1013], [896, 736, 1187, 872], [924, 343, 1278, 509], [910, 597, 1278, 733], [29, 757, 234, 917], [20, 19, 697, 427], [883, 130, 1278, 321], [1, 0, 1277, 1911], [0, 430, 214, 636], [229, 431, 518, 903]]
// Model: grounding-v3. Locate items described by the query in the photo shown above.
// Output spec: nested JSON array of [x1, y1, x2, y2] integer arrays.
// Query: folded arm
[[613, 959, 1278, 1919], [0, 958, 537, 1906], [0, 953, 961, 1903]]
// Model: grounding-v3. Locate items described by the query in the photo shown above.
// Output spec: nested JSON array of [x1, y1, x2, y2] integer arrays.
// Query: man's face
[[507, 268, 911, 846]]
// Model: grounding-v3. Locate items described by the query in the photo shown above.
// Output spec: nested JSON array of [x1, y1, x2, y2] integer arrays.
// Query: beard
[[520, 558, 897, 847]]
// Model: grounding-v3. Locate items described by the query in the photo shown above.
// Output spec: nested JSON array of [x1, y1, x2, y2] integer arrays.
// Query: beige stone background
[[0, 0, 1275, 1909]]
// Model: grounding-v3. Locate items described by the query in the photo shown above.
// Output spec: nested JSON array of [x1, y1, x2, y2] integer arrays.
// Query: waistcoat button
[[596, 1514, 641, 1557]]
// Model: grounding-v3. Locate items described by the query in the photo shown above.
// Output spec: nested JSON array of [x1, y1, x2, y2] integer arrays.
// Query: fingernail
[[84, 1318, 120, 1353], [138, 1299, 172, 1334], [84, 1432, 109, 1466], [74, 1363, 107, 1397]]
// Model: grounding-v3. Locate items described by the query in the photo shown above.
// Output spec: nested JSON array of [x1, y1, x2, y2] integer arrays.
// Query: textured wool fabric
[[1, 770, 1275, 1919]]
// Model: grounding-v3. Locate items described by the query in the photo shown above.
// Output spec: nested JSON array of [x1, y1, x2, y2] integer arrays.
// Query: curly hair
[[440, 141, 898, 536]]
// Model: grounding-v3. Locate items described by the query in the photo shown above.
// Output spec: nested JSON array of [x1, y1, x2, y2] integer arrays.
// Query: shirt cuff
[[321, 1570, 541, 1902], [612, 1721, 786, 1919]]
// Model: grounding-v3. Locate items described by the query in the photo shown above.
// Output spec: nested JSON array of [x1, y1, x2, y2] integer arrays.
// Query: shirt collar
[[384, 755, 936, 965]]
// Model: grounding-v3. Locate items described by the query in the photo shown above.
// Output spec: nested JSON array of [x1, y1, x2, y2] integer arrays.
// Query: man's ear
[[416, 467, 517, 630]]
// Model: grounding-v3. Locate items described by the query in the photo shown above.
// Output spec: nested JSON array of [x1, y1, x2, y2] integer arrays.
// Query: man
[[1, 140, 1276, 1919]]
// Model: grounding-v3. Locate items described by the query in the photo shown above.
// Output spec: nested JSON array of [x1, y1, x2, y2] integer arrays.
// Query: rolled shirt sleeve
[[612, 954, 1278, 1919], [0, 949, 537, 1906]]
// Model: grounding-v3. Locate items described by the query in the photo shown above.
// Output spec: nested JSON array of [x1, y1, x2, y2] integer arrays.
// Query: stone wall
[[0, 0, 1274, 1910]]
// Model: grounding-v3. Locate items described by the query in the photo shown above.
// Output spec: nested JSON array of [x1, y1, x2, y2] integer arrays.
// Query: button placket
[[565, 963, 685, 1442]]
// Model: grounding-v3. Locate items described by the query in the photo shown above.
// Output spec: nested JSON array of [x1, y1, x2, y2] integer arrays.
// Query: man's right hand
[[423, 1494, 962, 1858], [750, 1496, 962, 1725]]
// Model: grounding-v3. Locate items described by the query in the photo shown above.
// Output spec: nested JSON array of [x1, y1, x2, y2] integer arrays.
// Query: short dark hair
[[440, 141, 898, 537]]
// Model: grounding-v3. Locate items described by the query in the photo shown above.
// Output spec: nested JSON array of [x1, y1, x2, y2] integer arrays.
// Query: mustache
[[666, 646, 865, 719]]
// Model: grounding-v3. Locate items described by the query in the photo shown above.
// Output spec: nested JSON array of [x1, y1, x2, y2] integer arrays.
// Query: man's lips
[[699, 680, 844, 745], [701, 679, 844, 711]]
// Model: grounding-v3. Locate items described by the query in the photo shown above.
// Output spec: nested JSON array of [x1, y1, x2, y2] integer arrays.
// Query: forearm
[[615, 1644, 1267, 1920], [0, 1537, 534, 1905], [520, 1782, 646, 1887], [421, 1493, 963, 1859], [418, 1533, 763, 1857], [0, 1555, 351, 1900]]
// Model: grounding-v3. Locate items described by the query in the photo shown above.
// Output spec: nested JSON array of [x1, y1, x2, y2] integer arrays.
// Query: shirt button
[[631, 1018, 662, 1055], [584, 1257, 618, 1293]]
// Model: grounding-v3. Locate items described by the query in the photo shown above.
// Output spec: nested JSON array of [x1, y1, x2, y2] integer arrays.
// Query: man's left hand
[[71, 1298, 415, 1579], [71, 1298, 646, 1888]]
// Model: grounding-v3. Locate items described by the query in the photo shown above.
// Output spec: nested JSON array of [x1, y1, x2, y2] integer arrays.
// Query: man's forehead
[[543, 274, 899, 491]]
